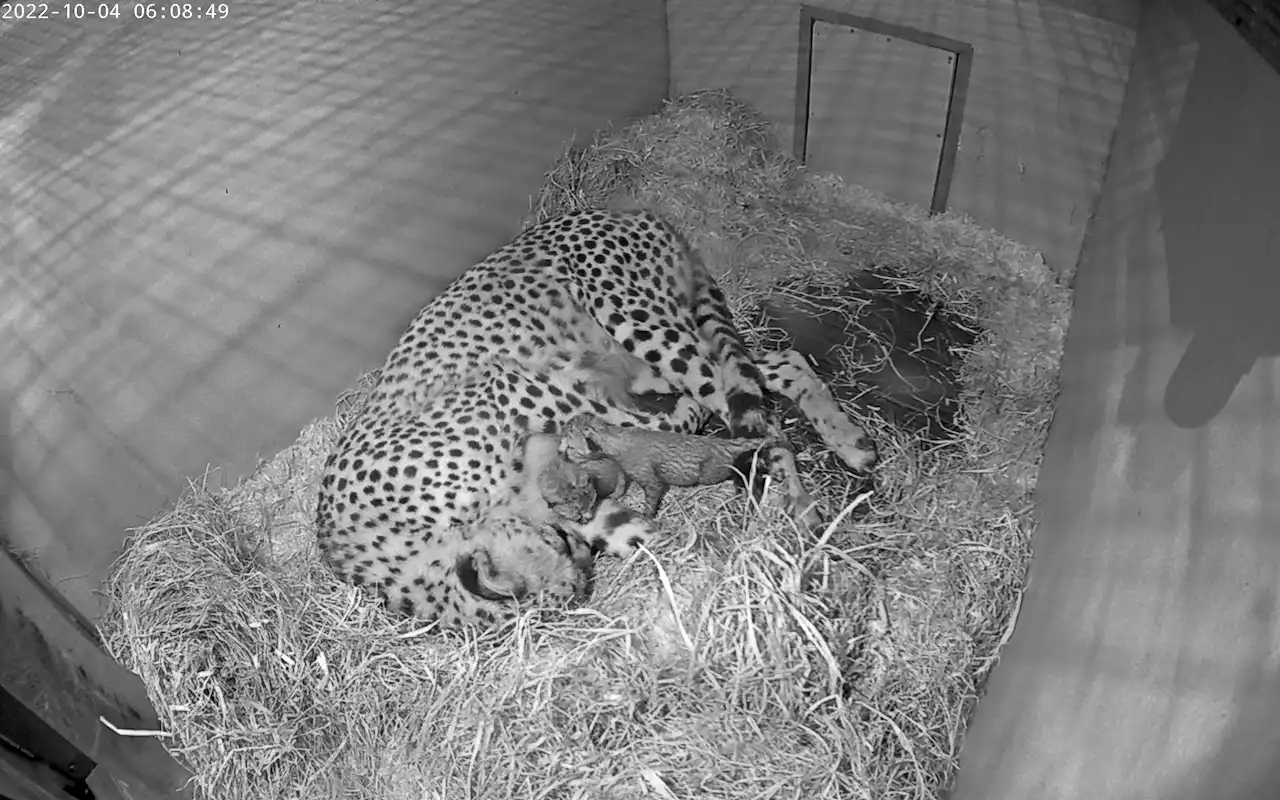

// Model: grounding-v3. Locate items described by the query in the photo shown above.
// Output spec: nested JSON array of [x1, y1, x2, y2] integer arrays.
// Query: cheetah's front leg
[[752, 349, 878, 473], [572, 499, 656, 558]]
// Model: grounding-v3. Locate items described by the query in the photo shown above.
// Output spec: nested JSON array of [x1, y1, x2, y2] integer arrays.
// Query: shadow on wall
[[941, 3, 1280, 797], [1150, 38, 1280, 795], [1155, 22, 1280, 430], [1142, 3, 1280, 798]]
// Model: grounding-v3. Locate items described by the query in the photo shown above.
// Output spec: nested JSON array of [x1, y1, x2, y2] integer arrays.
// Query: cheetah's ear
[[551, 524, 594, 570], [456, 550, 527, 602]]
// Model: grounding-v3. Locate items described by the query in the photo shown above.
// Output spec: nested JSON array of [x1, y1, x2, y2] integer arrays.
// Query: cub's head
[[559, 413, 607, 462]]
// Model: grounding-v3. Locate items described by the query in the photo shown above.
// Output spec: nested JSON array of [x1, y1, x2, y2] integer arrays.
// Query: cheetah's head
[[455, 520, 594, 607]]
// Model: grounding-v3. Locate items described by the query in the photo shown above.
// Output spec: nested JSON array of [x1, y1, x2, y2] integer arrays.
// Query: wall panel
[[951, 0, 1280, 796], [668, 0, 1137, 278]]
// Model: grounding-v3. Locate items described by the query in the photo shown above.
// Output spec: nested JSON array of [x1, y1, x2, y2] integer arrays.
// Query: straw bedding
[[99, 90, 1071, 800]]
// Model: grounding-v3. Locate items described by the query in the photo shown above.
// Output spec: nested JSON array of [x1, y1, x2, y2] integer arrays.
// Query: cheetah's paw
[[576, 499, 656, 559]]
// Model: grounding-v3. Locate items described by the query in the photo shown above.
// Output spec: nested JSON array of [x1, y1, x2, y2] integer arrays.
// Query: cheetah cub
[[532, 435, 626, 524], [557, 412, 780, 517]]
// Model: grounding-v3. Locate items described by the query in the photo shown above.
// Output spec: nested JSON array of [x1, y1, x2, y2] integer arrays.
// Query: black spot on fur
[[604, 508, 635, 529], [725, 389, 767, 436], [731, 448, 771, 501]]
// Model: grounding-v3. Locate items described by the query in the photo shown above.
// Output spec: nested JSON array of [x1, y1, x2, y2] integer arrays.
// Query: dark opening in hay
[[101, 89, 1070, 800], [758, 272, 981, 442]]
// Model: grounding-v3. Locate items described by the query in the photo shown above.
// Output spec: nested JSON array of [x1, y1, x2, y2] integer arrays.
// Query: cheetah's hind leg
[[688, 266, 773, 438], [574, 348, 700, 420]]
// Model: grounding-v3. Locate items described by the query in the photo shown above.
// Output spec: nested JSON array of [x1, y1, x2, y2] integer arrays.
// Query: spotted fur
[[315, 208, 877, 629]]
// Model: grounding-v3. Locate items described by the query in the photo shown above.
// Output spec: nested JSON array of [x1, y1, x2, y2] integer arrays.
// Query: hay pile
[[100, 90, 1070, 800]]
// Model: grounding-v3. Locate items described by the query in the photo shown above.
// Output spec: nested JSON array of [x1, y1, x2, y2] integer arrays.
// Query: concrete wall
[[0, 0, 668, 621], [950, 0, 1280, 797], [667, 0, 1138, 279]]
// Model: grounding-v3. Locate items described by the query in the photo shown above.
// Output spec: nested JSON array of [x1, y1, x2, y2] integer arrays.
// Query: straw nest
[[100, 90, 1071, 800]]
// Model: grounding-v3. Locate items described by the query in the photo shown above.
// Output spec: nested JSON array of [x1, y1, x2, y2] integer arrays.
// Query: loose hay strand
[[638, 545, 696, 657], [100, 89, 1069, 800]]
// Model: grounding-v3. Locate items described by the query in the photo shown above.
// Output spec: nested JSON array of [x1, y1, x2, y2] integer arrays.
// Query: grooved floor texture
[[0, 0, 667, 619], [669, 0, 1139, 278]]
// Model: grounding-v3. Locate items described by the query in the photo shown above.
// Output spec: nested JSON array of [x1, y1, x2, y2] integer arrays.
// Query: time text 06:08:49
[[1, 3, 231, 20]]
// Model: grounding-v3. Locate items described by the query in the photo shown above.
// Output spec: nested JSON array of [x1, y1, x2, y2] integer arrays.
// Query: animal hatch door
[[804, 21, 955, 211]]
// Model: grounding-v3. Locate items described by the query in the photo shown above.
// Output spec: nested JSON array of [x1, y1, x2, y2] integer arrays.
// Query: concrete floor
[[0, 0, 667, 620], [950, 1, 1280, 797]]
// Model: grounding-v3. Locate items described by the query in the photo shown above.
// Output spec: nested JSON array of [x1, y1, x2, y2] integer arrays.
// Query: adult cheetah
[[314, 208, 877, 629]]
